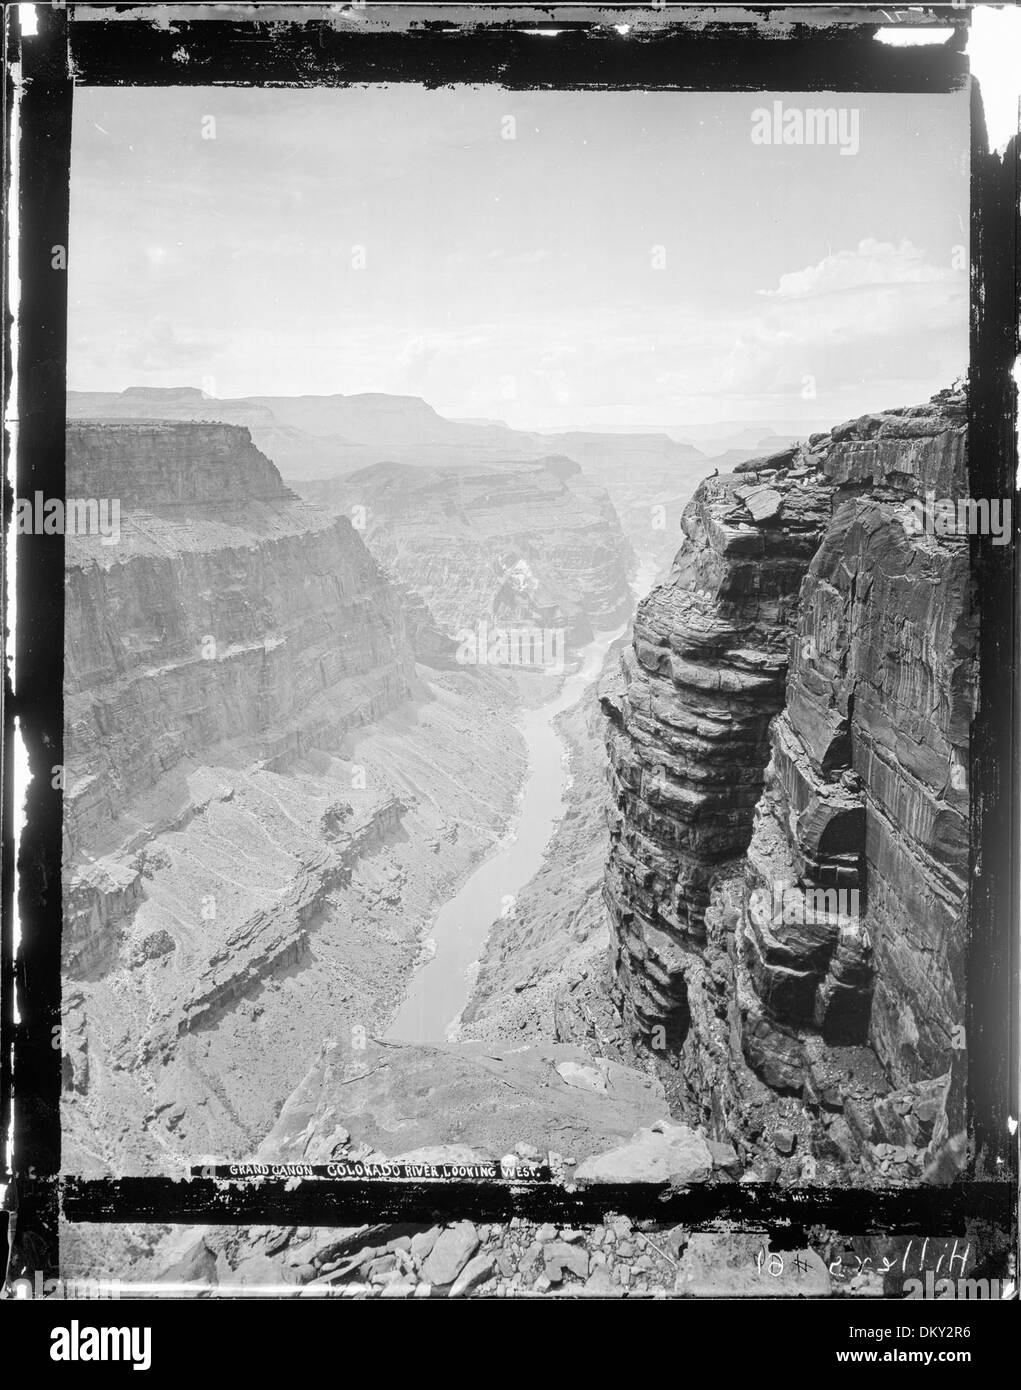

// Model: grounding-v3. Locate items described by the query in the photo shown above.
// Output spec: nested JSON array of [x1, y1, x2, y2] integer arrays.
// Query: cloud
[[74, 316, 222, 378], [397, 335, 440, 391], [484, 248, 554, 267], [133, 317, 219, 371], [710, 239, 968, 401], [760, 238, 956, 298], [719, 281, 966, 399]]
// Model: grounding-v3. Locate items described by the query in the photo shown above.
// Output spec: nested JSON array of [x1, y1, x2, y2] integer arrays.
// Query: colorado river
[[385, 555, 661, 1045]]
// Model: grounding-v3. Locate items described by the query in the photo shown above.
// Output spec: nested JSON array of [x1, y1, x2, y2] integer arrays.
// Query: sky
[[68, 84, 969, 434]]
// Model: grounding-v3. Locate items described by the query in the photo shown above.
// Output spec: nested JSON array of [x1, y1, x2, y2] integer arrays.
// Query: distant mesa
[[120, 385, 208, 401]]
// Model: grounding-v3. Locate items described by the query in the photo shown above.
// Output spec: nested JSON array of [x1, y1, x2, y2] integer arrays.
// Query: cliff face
[[601, 452, 832, 1045], [601, 388, 973, 1180], [64, 422, 413, 868], [61, 421, 530, 1173], [769, 397, 971, 1091], [543, 432, 711, 573], [298, 456, 634, 649], [65, 389, 334, 481]]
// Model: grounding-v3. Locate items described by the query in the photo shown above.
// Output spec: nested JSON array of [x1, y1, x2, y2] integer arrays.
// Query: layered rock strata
[[60, 420, 529, 1172], [64, 421, 413, 865], [298, 456, 633, 647], [601, 453, 831, 1045], [602, 388, 973, 1176]]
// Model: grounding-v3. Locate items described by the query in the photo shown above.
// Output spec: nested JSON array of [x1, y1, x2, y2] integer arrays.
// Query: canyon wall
[[298, 456, 634, 647], [601, 387, 973, 1181], [64, 421, 413, 868], [67, 387, 718, 574], [601, 449, 832, 1044], [542, 431, 711, 574], [61, 420, 529, 1172]]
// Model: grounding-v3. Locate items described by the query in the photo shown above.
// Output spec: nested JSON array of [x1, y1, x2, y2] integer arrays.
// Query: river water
[[384, 556, 660, 1045]]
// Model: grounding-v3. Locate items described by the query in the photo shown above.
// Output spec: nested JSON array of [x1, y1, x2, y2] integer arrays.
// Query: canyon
[[299, 455, 632, 647], [59, 383, 982, 1296], [67, 387, 763, 575], [61, 413, 635, 1177]]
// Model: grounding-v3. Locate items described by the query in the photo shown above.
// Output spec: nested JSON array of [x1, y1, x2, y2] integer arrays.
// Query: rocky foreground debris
[[135, 1111, 886, 1299], [159, 1212, 839, 1299]]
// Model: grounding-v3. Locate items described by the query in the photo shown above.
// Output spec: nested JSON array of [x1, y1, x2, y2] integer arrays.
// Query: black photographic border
[[3, 3, 1017, 1287]]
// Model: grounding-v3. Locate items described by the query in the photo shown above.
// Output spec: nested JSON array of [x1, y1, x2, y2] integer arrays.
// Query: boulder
[[421, 1221, 479, 1287], [706, 1138, 741, 1176], [449, 1252, 494, 1298], [674, 1234, 830, 1297], [575, 1121, 712, 1184], [773, 1127, 797, 1156], [544, 1242, 589, 1283]]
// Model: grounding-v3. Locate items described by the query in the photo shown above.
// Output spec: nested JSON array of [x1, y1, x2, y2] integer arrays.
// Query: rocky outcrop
[[141, 800, 407, 1058], [261, 1037, 676, 1170], [66, 388, 354, 482], [298, 456, 633, 648], [386, 580, 458, 668], [602, 387, 974, 1179], [65, 418, 287, 505], [601, 456, 831, 1045]]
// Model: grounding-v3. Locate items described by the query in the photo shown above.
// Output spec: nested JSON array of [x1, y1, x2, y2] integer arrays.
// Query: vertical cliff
[[601, 451, 832, 1045], [601, 387, 973, 1181], [64, 422, 414, 869]]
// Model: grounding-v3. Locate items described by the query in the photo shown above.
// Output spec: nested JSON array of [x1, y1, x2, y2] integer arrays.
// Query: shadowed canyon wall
[[298, 456, 634, 648], [601, 386, 973, 1181]]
